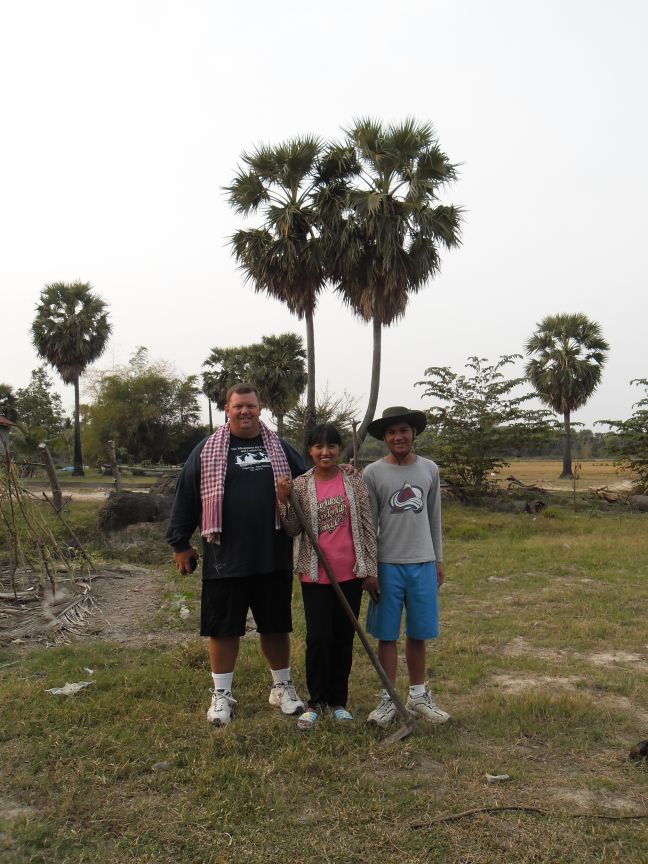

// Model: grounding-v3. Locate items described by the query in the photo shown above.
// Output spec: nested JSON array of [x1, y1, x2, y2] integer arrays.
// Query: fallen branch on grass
[[506, 476, 548, 494], [412, 805, 648, 827], [589, 485, 622, 504]]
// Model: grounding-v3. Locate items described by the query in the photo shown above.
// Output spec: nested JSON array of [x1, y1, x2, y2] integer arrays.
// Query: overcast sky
[[2, 0, 646, 430]]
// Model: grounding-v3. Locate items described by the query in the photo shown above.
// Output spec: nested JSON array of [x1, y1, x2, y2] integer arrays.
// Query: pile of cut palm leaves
[[0, 448, 97, 645]]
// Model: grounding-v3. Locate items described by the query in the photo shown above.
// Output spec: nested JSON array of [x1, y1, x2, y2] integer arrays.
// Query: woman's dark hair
[[307, 423, 343, 448]]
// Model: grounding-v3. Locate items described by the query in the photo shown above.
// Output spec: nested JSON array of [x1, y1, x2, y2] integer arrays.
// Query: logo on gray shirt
[[389, 482, 424, 513]]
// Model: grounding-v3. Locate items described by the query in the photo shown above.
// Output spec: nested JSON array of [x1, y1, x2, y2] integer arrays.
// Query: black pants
[[300, 578, 363, 710]]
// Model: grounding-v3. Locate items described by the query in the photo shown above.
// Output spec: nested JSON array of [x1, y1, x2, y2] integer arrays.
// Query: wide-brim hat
[[367, 406, 427, 440]]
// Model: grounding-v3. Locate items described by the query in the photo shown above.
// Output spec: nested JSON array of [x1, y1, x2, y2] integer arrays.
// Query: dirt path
[[86, 565, 186, 646]]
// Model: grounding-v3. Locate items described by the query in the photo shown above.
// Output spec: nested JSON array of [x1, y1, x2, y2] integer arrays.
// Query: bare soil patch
[[492, 673, 582, 693], [549, 787, 645, 815], [0, 796, 35, 823], [501, 636, 648, 671], [85, 566, 180, 646]]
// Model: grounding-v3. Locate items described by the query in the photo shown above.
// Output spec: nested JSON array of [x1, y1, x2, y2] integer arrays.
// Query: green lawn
[[2, 501, 648, 863]]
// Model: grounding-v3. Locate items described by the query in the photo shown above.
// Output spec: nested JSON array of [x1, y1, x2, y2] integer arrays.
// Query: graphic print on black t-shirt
[[233, 444, 272, 471]]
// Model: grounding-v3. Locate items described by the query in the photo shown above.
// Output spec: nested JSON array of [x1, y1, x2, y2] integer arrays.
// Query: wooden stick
[[106, 440, 124, 493], [38, 443, 63, 511]]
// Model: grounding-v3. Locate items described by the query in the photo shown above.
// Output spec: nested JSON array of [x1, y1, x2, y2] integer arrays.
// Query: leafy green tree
[[417, 355, 556, 489], [600, 379, 648, 493], [282, 387, 359, 453], [525, 313, 609, 478], [0, 384, 19, 422], [249, 333, 307, 436], [14, 366, 66, 458], [321, 118, 463, 454], [175, 376, 202, 431], [31, 281, 111, 475], [84, 349, 204, 464], [227, 137, 326, 454]]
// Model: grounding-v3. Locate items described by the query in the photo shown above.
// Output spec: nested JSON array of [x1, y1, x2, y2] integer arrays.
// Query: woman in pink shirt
[[278, 424, 378, 730]]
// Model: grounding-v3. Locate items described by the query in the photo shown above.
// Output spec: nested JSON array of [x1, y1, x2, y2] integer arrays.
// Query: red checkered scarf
[[199, 421, 291, 544]]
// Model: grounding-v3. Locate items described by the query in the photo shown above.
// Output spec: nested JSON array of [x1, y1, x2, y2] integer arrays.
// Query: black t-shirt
[[215, 434, 291, 577], [166, 432, 305, 579]]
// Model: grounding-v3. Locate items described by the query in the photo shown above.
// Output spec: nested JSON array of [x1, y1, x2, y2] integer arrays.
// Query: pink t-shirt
[[299, 471, 357, 584]]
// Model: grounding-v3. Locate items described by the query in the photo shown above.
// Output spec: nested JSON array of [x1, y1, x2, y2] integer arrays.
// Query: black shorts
[[200, 571, 293, 638]]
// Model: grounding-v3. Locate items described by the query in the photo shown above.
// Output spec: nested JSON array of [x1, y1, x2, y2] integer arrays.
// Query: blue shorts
[[366, 562, 439, 641]]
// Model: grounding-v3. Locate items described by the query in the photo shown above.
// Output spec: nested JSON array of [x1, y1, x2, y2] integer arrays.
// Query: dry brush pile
[[0, 449, 97, 645]]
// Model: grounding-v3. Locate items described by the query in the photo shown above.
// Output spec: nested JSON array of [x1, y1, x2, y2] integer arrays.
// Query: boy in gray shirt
[[362, 407, 450, 728]]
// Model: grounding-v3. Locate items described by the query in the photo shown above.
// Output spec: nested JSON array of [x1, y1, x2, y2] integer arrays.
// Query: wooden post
[[38, 443, 63, 512], [106, 440, 124, 493]]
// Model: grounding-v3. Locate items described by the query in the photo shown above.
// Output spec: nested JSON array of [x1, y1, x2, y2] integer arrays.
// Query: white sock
[[271, 667, 291, 685], [409, 683, 426, 698], [212, 672, 233, 693]]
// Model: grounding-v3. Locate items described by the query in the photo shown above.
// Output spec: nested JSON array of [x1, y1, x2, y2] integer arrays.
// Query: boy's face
[[384, 422, 415, 458]]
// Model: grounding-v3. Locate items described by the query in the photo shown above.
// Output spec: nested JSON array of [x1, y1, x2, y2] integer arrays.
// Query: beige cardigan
[[280, 468, 378, 583]]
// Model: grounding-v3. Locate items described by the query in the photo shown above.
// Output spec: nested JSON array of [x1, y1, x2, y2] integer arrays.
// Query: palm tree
[[226, 136, 326, 456], [525, 313, 609, 478], [321, 118, 463, 453], [202, 345, 253, 423], [32, 281, 111, 475], [249, 333, 307, 437]]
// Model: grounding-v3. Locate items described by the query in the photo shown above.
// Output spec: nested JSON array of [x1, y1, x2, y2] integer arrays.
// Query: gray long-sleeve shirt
[[362, 456, 443, 564]]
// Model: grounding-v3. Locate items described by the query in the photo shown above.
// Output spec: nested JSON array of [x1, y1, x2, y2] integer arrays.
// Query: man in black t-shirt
[[167, 384, 305, 727]]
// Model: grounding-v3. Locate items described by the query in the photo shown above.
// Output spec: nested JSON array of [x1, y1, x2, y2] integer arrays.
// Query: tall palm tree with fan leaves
[[525, 312, 609, 478], [32, 281, 111, 475], [319, 118, 463, 453], [226, 137, 325, 455]]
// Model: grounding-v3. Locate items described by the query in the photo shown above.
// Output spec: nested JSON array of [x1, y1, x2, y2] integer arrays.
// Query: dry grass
[[2, 500, 648, 863], [496, 458, 636, 493]]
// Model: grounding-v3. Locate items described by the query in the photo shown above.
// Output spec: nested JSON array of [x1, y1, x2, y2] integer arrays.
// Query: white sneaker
[[207, 689, 236, 726], [406, 691, 451, 724], [269, 680, 305, 715], [367, 694, 397, 728]]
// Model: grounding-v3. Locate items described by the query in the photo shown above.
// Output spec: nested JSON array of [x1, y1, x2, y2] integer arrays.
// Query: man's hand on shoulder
[[340, 463, 361, 478], [173, 548, 199, 575]]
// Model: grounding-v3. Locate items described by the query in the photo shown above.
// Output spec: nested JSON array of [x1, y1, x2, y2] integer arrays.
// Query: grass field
[[2, 493, 648, 863], [495, 458, 635, 492]]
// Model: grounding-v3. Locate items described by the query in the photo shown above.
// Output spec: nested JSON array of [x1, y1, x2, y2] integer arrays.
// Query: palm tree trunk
[[560, 409, 572, 478], [302, 309, 317, 461], [207, 398, 213, 433], [72, 376, 84, 476], [342, 317, 382, 460], [277, 415, 284, 438]]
